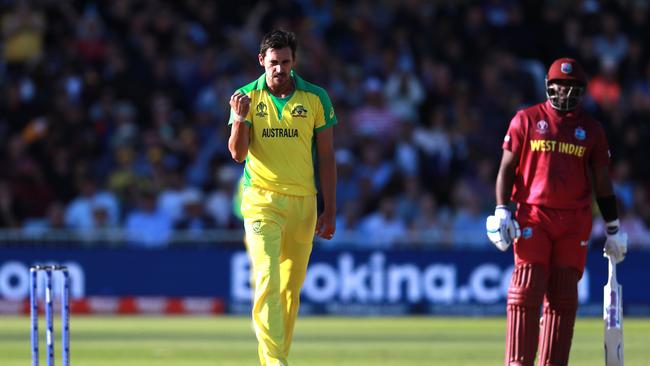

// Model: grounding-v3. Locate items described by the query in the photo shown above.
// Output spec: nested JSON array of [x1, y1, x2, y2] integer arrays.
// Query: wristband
[[606, 219, 620, 235], [494, 205, 510, 219]]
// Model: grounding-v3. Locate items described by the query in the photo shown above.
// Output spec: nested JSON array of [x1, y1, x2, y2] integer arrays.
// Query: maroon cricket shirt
[[503, 100, 611, 209]]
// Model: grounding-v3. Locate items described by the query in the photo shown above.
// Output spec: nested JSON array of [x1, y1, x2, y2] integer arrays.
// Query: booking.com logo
[[231, 252, 590, 304], [0, 261, 85, 300]]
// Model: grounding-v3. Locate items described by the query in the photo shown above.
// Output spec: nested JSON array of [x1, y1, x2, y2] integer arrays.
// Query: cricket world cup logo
[[252, 220, 262, 234], [255, 102, 268, 117]]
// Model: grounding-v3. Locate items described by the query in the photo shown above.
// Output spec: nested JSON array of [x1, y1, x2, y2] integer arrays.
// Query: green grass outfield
[[1, 316, 649, 365]]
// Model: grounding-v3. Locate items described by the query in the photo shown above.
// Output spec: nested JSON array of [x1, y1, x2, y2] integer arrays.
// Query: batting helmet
[[545, 58, 587, 111]]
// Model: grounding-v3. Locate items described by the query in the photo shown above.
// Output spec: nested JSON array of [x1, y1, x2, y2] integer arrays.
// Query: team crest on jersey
[[536, 120, 549, 134], [291, 104, 308, 118], [561, 62, 573, 74], [574, 127, 586, 140], [522, 227, 533, 239], [252, 220, 262, 234], [255, 102, 268, 117]]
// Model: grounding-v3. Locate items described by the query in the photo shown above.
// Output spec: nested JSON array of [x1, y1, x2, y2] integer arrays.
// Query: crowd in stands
[[1, 0, 649, 249]]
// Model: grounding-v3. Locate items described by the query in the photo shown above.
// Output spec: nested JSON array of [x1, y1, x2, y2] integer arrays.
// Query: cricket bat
[[604, 255, 623, 366]]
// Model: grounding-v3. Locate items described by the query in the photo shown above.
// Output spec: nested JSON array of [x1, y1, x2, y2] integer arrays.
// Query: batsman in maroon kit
[[486, 58, 628, 366]]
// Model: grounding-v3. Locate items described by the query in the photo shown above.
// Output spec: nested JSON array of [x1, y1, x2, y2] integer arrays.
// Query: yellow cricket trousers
[[241, 186, 316, 366]]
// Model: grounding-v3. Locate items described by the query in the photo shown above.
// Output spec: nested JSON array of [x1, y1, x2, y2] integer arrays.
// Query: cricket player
[[228, 29, 337, 366], [486, 58, 628, 366]]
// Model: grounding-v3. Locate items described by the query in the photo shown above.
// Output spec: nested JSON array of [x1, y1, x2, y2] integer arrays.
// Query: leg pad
[[537, 267, 581, 366], [505, 264, 548, 366]]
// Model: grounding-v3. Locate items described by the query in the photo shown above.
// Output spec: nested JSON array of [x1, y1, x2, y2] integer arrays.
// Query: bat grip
[[608, 255, 617, 284]]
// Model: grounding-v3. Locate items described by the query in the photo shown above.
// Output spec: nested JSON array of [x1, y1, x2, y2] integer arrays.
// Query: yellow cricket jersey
[[229, 71, 337, 196]]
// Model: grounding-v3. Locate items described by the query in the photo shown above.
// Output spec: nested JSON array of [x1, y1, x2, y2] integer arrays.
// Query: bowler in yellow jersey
[[227, 29, 337, 366]]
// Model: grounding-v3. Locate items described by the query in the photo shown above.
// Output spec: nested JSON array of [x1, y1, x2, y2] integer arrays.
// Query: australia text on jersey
[[529, 139, 586, 157], [261, 128, 299, 138]]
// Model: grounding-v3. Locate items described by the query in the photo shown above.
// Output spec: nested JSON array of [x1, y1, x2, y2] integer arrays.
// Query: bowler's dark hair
[[259, 29, 297, 59]]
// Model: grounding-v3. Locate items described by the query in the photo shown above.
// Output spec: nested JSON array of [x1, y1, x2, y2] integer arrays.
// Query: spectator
[[464, 158, 497, 213], [611, 160, 635, 212], [0, 180, 18, 227], [124, 187, 173, 247], [449, 180, 487, 248], [358, 197, 407, 249], [394, 120, 420, 177], [395, 175, 423, 225], [351, 77, 400, 141], [76, 200, 123, 245], [75, 6, 108, 65], [587, 57, 621, 110], [1, 1, 45, 69], [157, 170, 199, 222], [206, 166, 240, 228], [326, 200, 363, 248], [384, 59, 425, 122], [65, 176, 119, 231], [110, 101, 139, 149], [173, 190, 216, 234], [413, 107, 453, 178], [334, 149, 360, 211], [592, 13, 628, 68], [22, 202, 66, 237], [357, 139, 394, 195], [107, 145, 140, 202], [10, 158, 55, 224], [409, 193, 447, 247]]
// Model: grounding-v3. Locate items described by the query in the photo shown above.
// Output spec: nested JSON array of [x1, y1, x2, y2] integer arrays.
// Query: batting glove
[[604, 219, 628, 264], [486, 205, 521, 251]]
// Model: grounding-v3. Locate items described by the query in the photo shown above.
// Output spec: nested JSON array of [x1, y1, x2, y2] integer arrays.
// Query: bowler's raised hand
[[230, 92, 251, 121]]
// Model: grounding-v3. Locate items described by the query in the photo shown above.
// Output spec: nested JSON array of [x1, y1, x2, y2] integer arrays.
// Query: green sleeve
[[303, 84, 336, 133]]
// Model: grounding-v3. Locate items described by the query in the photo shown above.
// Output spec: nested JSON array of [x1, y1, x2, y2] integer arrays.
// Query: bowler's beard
[[267, 72, 294, 95], [271, 73, 290, 86]]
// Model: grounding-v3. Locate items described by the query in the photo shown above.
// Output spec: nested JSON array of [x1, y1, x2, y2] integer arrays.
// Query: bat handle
[[608, 255, 617, 283]]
